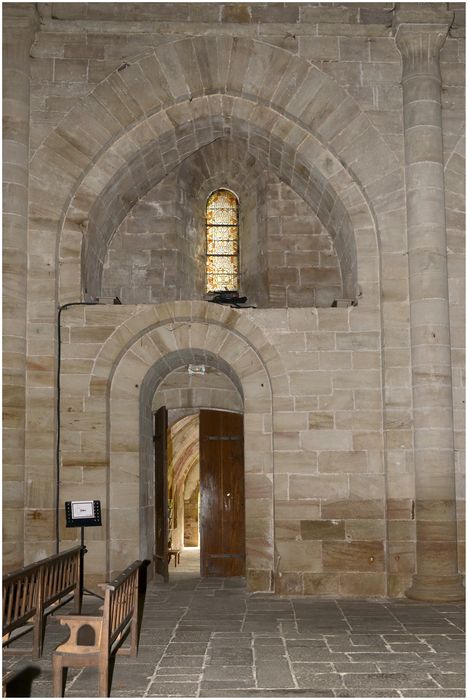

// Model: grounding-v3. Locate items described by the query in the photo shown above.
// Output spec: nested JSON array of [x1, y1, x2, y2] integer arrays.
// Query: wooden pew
[[52, 560, 143, 698], [3, 546, 83, 659]]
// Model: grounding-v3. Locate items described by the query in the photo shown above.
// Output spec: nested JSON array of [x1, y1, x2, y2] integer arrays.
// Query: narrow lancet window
[[206, 189, 239, 293]]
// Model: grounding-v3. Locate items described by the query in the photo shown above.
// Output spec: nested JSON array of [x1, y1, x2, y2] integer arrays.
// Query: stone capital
[[394, 7, 453, 81]]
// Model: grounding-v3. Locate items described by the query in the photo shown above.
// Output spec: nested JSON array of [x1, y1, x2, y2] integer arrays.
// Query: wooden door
[[199, 410, 245, 576], [154, 406, 168, 582]]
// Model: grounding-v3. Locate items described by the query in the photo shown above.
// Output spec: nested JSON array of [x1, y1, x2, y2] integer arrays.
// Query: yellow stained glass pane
[[207, 227, 238, 255], [206, 254, 238, 292], [206, 190, 238, 226], [206, 189, 239, 292], [207, 207, 237, 226], [206, 270, 238, 292]]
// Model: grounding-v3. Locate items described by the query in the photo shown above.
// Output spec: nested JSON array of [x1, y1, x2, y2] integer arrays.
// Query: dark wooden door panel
[[154, 406, 168, 582], [200, 410, 245, 577]]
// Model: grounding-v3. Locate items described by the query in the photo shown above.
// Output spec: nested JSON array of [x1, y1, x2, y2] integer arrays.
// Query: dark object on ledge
[[332, 298, 357, 307], [209, 291, 255, 308]]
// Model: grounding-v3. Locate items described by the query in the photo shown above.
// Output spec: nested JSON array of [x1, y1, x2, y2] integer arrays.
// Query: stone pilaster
[[395, 8, 464, 601], [3, 3, 38, 570]]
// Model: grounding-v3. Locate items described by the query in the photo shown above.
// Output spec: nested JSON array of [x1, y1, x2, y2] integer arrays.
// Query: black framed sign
[[65, 500, 102, 528]]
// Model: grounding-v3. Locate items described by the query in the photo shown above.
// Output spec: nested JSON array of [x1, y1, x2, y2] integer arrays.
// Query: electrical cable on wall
[[55, 301, 99, 553]]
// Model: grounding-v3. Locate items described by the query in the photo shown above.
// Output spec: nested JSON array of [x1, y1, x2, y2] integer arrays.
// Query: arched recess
[[69, 103, 372, 304], [27, 36, 398, 311], [92, 301, 287, 592]]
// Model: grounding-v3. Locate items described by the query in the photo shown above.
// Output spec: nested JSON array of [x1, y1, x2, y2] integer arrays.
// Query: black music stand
[[65, 500, 103, 601]]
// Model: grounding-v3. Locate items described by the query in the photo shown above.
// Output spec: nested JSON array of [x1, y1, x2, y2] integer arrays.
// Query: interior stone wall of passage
[[152, 365, 243, 413]]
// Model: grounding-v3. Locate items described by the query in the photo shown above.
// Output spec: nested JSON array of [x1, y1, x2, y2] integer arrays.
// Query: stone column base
[[406, 574, 465, 602]]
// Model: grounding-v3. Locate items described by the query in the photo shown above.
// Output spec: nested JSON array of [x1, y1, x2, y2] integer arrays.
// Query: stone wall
[[56, 301, 391, 595], [2, 2, 463, 599]]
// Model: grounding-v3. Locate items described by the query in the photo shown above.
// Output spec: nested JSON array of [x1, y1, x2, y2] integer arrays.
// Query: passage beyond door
[[199, 410, 245, 576]]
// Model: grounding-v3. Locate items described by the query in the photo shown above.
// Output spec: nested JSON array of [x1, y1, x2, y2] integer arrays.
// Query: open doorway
[[154, 408, 245, 580]]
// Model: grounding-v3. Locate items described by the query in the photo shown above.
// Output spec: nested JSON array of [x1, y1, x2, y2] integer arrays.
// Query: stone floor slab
[[2, 548, 465, 698]]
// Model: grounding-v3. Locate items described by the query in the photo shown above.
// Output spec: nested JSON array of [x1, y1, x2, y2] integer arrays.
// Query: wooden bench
[[52, 560, 143, 698], [3, 546, 83, 659]]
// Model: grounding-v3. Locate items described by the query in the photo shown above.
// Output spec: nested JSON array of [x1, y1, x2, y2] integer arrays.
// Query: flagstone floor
[[3, 549, 465, 698]]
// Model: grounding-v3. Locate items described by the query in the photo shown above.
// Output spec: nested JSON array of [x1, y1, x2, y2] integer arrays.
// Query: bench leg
[[98, 656, 109, 697], [52, 655, 67, 697], [32, 614, 44, 659]]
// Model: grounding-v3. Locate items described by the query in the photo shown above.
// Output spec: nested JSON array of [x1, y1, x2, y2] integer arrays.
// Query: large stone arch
[[80, 301, 287, 591], [27, 36, 398, 310]]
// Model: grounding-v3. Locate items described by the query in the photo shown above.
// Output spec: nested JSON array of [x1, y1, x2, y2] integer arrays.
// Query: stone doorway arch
[[100, 302, 285, 592]]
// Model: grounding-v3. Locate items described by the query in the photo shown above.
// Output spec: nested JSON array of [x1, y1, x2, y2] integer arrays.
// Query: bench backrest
[[100, 561, 142, 653], [41, 547, 82, 610], [3, 546, 83, 636], [3, 564, 40, 636]]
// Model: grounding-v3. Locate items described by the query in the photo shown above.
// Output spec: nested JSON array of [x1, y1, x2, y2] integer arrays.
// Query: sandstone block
[[308, 411, 334, 429], [339, 572, 386, 596], [289, 473, 348, 500], [322, 499, 385, 519], [318, 450, 367, 473], [303, 573, 340, 595], [247, 568, 272, 592], [302, 429, 352, 451], [345, 519, 386, 541], [323, 541, 384, 572], [290, 371, 332, 396], [276, 540, 321, 572], [300, 519, 345, 540]]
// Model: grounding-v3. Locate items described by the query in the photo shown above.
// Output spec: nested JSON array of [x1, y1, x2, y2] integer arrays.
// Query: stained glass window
[[206, 189, 239, 293]]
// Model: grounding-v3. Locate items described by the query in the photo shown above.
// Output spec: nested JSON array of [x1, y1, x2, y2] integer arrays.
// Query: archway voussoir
[[138, 53, 174, 108], [189, 300, 210, 322], [330, 112, 371, 154], [105, 71, 146, 122], [85, 93, 124, 141], [316, 94, 362, 143], [92, 79, 138, 130], [56, 111, 112, 161], [285, 66, 325, 121], [348, 203, 376, 234], [191, 36, 219, 95], [130, 334, 163, 366], [296, 136, 342, 180], [214, 35, 234, 91], [231, 350, 264, 379], [121, 307, 161, 336], [154, 42, 194, 102], [226, 37, 254, 97], [114, 61, 165, 117], [188, 323, 210, 349]]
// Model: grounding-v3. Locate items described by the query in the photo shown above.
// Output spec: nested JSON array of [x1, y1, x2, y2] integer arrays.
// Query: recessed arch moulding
[[65, 302, 284, 590], [26, 36, 395, 309], [71, 104, 361, 305]]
